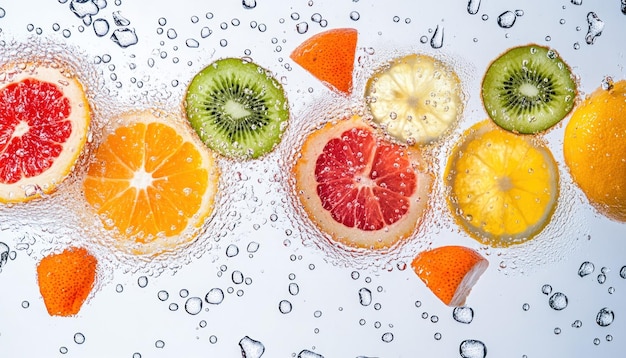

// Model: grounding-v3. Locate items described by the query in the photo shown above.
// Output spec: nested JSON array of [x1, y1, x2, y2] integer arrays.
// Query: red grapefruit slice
[[294, 116, 433, 250], [0, 64, 91, 202]]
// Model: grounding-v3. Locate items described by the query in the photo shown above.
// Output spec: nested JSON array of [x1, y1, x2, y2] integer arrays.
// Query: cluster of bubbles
[[62, 0, 138, 47]]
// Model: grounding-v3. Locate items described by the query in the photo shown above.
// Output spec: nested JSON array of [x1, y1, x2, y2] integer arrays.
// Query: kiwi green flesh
[[482, 45, 576, 134], [185, 58, 289, 159]]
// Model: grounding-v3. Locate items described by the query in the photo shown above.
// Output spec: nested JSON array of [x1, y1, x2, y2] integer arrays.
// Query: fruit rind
[[294, 116, 433, 250], [290, 28, 358, 95], [411, 245, 489, 307], [563, 80, 626, 222], [184, 58, 289, 160], [0, 64, 91, 203], [366, 54, 464, 145], [482, 44, 577, 134]]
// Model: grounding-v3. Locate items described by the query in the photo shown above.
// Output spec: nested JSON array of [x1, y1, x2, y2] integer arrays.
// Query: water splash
[[585, 12, 604, 44]]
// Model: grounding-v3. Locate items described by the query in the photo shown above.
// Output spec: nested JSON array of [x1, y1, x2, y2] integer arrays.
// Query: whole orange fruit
[[563, 80, 626, 222]]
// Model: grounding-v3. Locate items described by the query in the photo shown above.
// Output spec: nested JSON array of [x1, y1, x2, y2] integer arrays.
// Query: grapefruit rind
[[411, 245, 489, 307], [83, 109, 220, 256], [366, 54, 463, 145], [445, 120, 559, 247], [0, 65, 91, 203], [294, 116, 433, 250], [290, 28, 358, 95]]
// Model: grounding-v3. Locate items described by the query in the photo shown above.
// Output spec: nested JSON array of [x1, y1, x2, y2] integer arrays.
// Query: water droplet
[[0, 242, 9, 269], [467, 0, 481, 15], [541, 284, 552, 295], [288, 282, 299, 295], [572, 319, 583, 328], [59, 346, 68, 354], [381, 332, 394, 342], [242, 0, 257, 9], [593, 338, 601, 345], [278, 299, 293, 313], [596, 307, 614, 327], [350, 11, 360, 21], [430, 25, 444, 49], [239, 336, 265, 358], [620, 266, 626, 279], [168, 303, 178, 311], [70, 0, 99, 18], [93, 18, 110, 36], [112, 10, 130, 26], [205, 288, 224, 304], [358, 288, 372, 306], [247, 242, 260, 253], [571, 0, 582, 4], [155, 340, 165, 348], [157, 290, 169, 301], [0, 7, 5, 18], [298, 350, 324, 358], [21, 300, 29, 308], [115, 284, 123, 293], [578, 261, 595, 277], [460, 339, 487, 358], [179, 289, 189, 298], [573, 42, 580, 50], [209, 335, 218, 344], [74, 333, 85, 344], [226, 244, 239, 257], [200, 27, 212, 38], [554, 327, 562, 334], [549, 292, 568, 310], [186, 38, 200, 48], [185, 297, 203, 315], [622, 0, 626, 15], [137, 276, 148, 288], [497, 11, 516, 28], [585, 12, 604, 45], [296, 22, 309, 34], [522, 303, 530, 311], [453, 306, 474, 324], [111, 28, 138, 48]]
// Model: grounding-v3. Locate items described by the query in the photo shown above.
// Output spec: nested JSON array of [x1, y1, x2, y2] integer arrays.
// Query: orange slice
[[83, 109, 220, 256], [36, 247, 98, 316], [445, 120, 559, 247], [290, 28, 358, 95], [294, 115, 432, 250], [411, 245, 489, 306], [564, 79, 626, 222], [0, 63, 91, 202]]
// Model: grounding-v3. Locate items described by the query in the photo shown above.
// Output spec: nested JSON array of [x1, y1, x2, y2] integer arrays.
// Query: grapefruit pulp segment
[[294, 116, 432, 250], [0, 65, 91, 202]]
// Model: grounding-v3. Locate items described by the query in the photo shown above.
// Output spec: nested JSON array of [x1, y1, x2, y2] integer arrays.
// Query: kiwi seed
[[481, 44, 577, 134], [185, 58, 289, 159]]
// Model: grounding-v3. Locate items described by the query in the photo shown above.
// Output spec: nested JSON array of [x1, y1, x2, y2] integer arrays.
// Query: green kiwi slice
[[185, 58, 289, 159], [482, 44, 577, 134]]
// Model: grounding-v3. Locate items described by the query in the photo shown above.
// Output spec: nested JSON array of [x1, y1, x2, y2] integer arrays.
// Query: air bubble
[[166, 28, 177, 39], [247, 242, 260, 253], [350, 11, 360, 21], [137, 276, 148, 288], [298, 350, 323, 358], [93, 18, 110, 36], [585, 12, 604, 45], [186, 38, 200, 48], [239, 336, 265, 358], [226, 244, 239, 257], [157, 290, 169, 301], [111, 28, 138, 48], [112, 11, 130, 26], [541, 284, 552, 295], [296, 22, 309, 34], [430, 25, 444, 49], [279, 300, 293, 313], [381, 332, 394, 343], [201, 27, 212, 38], [358, 288, 372, 306], [155, 340, 165, 349]]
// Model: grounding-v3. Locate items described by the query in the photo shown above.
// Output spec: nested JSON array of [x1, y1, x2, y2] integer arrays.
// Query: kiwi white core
[[519, 82, 539, 98], [224, 99, 251, 120]]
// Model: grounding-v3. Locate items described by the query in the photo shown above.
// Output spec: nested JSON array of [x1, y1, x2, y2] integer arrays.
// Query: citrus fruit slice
[[411, 245, 489, 307], [563, 79, 626, 222], [294, 116, 432, 250], [445, 120, 559, 247], [290, 28, 358, 95], [0, 64, 91, 202], [83, 109, 220, 256], [365, 54, 464, 145], [37, 247, 98, 316]]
